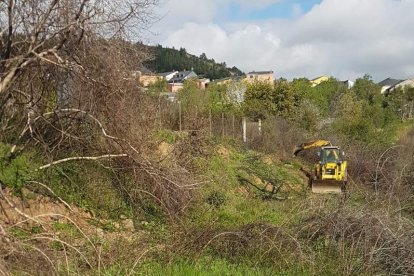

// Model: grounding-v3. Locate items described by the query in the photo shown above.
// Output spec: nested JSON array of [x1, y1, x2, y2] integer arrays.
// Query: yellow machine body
[[312, 146, 347, 194], [294, 140, 348, 194]]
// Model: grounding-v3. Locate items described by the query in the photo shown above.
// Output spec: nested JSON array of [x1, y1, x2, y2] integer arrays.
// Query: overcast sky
[[148, 0, 414, 81]]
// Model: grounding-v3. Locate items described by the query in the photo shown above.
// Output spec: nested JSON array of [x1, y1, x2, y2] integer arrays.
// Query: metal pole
[[232, 114, 235, 138], [179, 100, 182, 132], [242, 117, 247, 143], [209, 109, 212, 136], [159, 95, 162, 129], [258, 119, 262, 135], [222, 112, 224, 137]]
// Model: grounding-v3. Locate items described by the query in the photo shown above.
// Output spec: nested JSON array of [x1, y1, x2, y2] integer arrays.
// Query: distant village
[[136, 69, 274, 93], [135, 68, 414, 100]]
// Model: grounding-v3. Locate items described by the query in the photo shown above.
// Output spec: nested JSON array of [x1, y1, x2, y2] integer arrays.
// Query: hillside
[[143, 44, 244, 79]]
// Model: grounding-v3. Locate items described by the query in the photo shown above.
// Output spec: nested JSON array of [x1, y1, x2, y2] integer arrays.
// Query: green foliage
[[243, 80, 302, 121], [305, 78, 341, 116], [46, 90, 58, 112], [44, 163, 133, 219], [206, 190, 227, 208], [332, 77, 401, 146], [144, 45, 243, 80], [352, 74, 382, 105], [273, 81, 302, 120], [295, 99, 321, 132], [190, 144, 305, 228], [179, 80, 207, 111], [156, 129, 177, 144], [53, 222, 81, 238], [102, 257, 311, 276], [206, 83, 232, 114], [9, 227, 32, 239], [147, 78, 168, 93], [385, 86, 414, 121], [205, 81, 246, 115], [291, 78, 312, 96], [243, 81, 275, 120], [0, 143, 39, 194], [136, 258, 281, 276]]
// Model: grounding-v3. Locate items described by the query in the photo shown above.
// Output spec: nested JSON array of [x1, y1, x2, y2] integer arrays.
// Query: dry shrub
[[116, 158, 195, 221], [169, 223, 309, 268], [300, 208, 414, 275], [397, 129, 414, 189], [3, 35, 196, 220], [249, 117, 305, 159], [338, 128, 414, 204], [339, 141, 378, 185], [0, 241, 57, 275]]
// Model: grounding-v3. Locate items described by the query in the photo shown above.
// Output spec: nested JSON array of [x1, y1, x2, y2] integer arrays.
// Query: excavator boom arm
[[293, 140, 332, 156]]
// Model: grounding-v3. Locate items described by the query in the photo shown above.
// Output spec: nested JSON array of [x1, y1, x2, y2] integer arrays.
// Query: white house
[[378, 78, 404, 94], [395, 78, 414, 90], [159, 71, 178, 82]]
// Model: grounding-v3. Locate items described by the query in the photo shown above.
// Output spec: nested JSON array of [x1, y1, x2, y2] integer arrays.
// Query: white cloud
[[154, 0, 414, 81]]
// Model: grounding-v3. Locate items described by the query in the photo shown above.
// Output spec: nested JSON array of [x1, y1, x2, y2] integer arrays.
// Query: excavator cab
[[319, 147, 342, 163]]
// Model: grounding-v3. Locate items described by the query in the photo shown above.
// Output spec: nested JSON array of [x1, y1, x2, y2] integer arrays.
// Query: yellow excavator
[[294, 140, 348, 194]]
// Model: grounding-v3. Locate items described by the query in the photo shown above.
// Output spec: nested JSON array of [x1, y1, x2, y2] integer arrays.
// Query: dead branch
[[25, 236, 92, 268], [38, 154, 128, 170], [19, 243, 56, 273], [127, 246, 160, 276], [11, 213, 97, 253]]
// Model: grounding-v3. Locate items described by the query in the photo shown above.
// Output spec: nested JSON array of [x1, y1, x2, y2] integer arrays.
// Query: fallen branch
[[20, 242, 57, 273], [25, 236, 92, 268], [128, 246, 160, 276], [38, 154, 128, 170]]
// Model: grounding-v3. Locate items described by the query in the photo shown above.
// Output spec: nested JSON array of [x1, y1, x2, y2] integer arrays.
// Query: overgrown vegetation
[[1, 1, 414, 275]]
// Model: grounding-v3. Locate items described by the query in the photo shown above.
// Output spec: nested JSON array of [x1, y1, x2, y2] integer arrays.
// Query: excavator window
[[320, 149, 341, 163]]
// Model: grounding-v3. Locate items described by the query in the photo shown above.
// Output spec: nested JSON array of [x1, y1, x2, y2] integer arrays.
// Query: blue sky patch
[[223, 0, 321, 21]]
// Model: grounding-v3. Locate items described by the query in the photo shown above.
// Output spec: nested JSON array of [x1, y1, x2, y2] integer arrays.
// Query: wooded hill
[[143, 44, 244, 79]]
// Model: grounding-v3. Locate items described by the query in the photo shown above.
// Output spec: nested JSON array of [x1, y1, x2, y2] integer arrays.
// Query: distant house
[[160, 70, 204, 93], [168, 83, 184, 93], [159, 71, 178, 82], [310, 76, 330, 87], [169, 71, 198, 83], [394, 78, 414, 91], [245, 71, 275, 84], [378, 78, 404, 94], [197, 78, 210, 90], [339, 80, 355, 89]]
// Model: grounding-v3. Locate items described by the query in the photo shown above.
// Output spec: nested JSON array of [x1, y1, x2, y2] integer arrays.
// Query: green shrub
[[156, 129, 177, 144], [0, 143, 40, 194], [206, 191, 227, 208]]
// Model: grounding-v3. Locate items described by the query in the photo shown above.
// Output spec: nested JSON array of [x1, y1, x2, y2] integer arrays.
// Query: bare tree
[[0, 1, 200, 273]]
